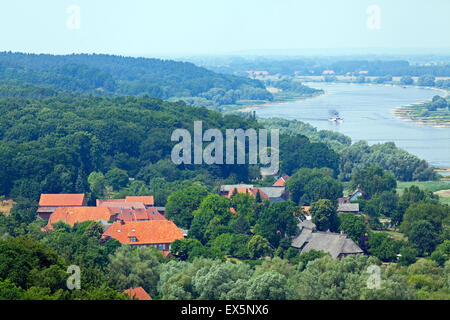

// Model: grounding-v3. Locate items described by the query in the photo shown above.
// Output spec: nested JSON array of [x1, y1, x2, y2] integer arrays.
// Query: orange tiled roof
[[116, 207, 166, 222], [125, 196, 155, 206], [103, 220, 184, 245], [273, 175, 289, 187], [301, 206, 311, 215], [227, 188, 249, 198], [98, 201, 146, 210], [250, 188, 269, 200], [46, 206, 113, 229], [124, 287, 152, 300], [96, 199, 126, 206], [228, 187, 269, 200], [39, 194, 86, 207]]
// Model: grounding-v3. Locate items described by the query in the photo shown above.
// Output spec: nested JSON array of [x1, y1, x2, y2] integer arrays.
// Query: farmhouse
[[273, 174, 289, 187], [37, 194, 87, 220], [114, 207, 166, 222], [97, 201, 146, 215], [301, 231, 364, 259], [101, 220, 184, 253], [96, 195, 155, 208], [337, 203, 360, 216], [291, 218, 363, 259], [45, 206, 114, 230], [220, 184, 288, 202]]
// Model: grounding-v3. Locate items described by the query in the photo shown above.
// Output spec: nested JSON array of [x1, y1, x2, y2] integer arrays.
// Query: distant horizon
[[1, 1, 449, 58], [2, 48, 450, 61]]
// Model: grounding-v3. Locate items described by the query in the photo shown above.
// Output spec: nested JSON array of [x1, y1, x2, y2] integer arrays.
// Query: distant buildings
[[38, 193, 182, 257], [246, 70, 269, 77], [219, 184, 289, 202], [44, 206, 114, 230], [219, 175, 290, 202]]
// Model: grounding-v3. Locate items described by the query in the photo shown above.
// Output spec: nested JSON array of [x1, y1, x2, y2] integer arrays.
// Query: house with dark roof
[[291, 218, 363, 259], [337, 203, 360, 216], [37, 194, 87, 220], [338, 189, 363, 205], [300, 231, 364, 259], [124, 287, 152, 300]]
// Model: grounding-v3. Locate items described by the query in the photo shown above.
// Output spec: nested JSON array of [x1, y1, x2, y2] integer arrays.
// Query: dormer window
[[130, 236, 137, 242]]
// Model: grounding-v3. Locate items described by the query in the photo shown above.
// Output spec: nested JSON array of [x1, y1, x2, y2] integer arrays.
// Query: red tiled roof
[[39, 194, 86, 207], [103, 220, 184, 245], [46, 207, 113, 230], [125, 196, 154, 206], [250, 188, 269, 199], [124, 287, 152, 300], [227, 187, 250, 198], [116, 207, 166, 222], [96, 199, 126, 206], [273, 175, 289, 187], [98, 201, 145, 211], [227, 187, 269, 200]]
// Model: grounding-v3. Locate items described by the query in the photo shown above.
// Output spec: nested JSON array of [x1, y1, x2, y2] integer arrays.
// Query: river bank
[[252, 82, 450, 168], [237, 90, 327, 112], [296, 78, 450, 127]]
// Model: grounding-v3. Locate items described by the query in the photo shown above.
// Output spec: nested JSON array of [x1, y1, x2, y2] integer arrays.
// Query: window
[[130, 237, 137, 242]]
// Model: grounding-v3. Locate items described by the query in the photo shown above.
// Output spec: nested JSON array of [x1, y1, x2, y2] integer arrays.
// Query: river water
[[255, 82, 450, 168]]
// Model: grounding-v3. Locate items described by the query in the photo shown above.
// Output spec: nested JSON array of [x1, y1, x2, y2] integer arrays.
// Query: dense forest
[[0, 85, 342, 206], [0, 52, 273, 105]]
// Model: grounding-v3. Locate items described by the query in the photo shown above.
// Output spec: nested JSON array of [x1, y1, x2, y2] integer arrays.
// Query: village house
[[273, 174, 289, 187], [37, 194, 87, 220], [220, 184, 288, 202], [227, 187, 270, 200], [101, 220, 184, 254], [337, 203, 360, 216], [96, 195, 155, 208], [97, 201, 146, 215], [44, 206, 114, 230], [338, 188, 363, 204], [291, 218, 363, 259], [124, 287, 152, 300], [114, 207, 166, 223]]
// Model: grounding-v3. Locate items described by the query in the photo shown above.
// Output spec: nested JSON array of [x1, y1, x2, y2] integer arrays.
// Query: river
[[254, 82, 450, 168]]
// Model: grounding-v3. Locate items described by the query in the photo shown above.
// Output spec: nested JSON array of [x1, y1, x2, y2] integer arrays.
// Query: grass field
[[0, 199, 15, 216], [396, 180, 450, 205]]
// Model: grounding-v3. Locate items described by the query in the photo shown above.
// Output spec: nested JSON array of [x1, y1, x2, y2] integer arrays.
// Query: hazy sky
[[0, 0, 449, 57]]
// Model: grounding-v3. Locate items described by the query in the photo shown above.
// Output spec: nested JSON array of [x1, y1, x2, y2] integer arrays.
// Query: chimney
[[340, 230, 344, 236]]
